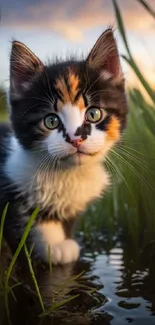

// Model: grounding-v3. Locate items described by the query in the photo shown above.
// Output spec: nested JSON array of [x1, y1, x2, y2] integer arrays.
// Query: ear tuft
[[87, 28, 123, 82], [10, 41, 44, 99]]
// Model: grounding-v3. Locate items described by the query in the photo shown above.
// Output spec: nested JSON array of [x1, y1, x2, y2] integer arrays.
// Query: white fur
[[5, 137, 41, 187], [59, 103, 85, 140], [5, 132, 111, 265], [101, 70, 113, 80], [31, 221, 80, 264], [49, 240, 80, 265], [81, 124, 106, 155], [44, 127, 76, 159], [5, 136, 110, 220], [32, 229, 80, 265], [34, 222, 65, 246]]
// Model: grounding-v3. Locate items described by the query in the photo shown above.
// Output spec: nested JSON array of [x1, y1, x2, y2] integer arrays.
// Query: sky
[[1, 0, 155, 92]]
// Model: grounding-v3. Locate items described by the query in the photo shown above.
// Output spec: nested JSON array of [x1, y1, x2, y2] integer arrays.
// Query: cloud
[[1, 0, 155, 41]]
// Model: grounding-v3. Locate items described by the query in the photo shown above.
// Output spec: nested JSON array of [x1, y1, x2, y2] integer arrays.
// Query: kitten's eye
[[85, 108, 102, 123], [44, 114, 60, 130]]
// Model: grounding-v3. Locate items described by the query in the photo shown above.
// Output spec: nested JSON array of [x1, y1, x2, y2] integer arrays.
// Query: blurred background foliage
[[0, 87, 8, 121]]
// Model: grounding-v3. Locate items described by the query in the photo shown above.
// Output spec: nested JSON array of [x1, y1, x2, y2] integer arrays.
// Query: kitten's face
[[10, 29, 128, 167]]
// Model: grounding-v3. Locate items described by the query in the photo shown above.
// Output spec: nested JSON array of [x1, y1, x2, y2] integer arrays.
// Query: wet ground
[[1, 231, 155, 325]]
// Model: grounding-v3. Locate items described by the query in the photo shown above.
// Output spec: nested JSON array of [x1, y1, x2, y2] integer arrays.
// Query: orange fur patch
[[55, 69, 85, 111], [68, 70, 79, 95], [57, 98, 64, 112], [76, 96, 85, 110], [106, 116, 121, 141], [56, 77, 70, 104]]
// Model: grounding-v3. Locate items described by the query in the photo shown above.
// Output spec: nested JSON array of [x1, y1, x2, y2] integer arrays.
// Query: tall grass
[[0, 203, 9, 254], [113, 0, 155, 103], [2, 206, 40, 322], [79, 85, 155, 245], [80, 1, 155, 243]]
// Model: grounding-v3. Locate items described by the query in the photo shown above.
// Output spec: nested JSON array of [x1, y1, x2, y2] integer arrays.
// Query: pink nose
[[70, 138, 83, 148]]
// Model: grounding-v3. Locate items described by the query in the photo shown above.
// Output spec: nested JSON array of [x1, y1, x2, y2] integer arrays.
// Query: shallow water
[[1, 232, 155, 325]]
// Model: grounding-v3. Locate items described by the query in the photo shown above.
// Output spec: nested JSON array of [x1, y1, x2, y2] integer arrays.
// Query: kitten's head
[[9, 28, 128, 168]]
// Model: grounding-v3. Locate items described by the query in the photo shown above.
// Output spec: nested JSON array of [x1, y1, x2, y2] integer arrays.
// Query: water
[[89, 246, 155, 325], [1, 231, 155, 325]]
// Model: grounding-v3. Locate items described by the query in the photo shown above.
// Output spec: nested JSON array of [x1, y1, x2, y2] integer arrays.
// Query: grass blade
[[9, 282, 23, 292], [135, 0, 155, 19], [122, 55, 155, 101], [55, 270, 86, 294], [4, 206, 40, 288], [4, 206, 40, 320], [39, 294, 79, 317], [112, 0, 155, 103], [0, 203, 9, 254], [112, 0, 131, 55], [24, 244, 45, 313]]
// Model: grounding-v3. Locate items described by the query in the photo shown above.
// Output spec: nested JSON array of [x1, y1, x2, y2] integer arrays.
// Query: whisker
[[117, 147, 155, 174], [30, 155, 47, 191], [119, 144, 155, 159], [86, 75, 103, 96], [89, 88, 116, 100], [19, 103, 41, 121], [42, 68, 54, 104], [106, 154, 136, 202], [111, 149, 155, 194], [105, 157, 117, 183]]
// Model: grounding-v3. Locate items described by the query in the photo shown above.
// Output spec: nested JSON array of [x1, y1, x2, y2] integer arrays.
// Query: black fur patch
[[75, 123, 91, 140], [96, 115, 112, 131]]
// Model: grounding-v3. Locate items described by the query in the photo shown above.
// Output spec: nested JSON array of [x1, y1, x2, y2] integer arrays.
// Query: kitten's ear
[[10, 41, 44, 99], [86, 28, 123, 82]]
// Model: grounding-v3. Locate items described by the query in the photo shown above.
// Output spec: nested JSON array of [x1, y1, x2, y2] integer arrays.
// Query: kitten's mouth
[[62, 149, 100, 160], [76, 149, 100, 157]]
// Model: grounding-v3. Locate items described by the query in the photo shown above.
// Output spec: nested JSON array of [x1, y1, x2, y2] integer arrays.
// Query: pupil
[[91, 112, 94, 119]]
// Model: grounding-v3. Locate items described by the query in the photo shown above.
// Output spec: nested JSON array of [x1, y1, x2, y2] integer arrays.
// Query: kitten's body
[[0, 129, 109, 263], [0, 29, 128, 264]]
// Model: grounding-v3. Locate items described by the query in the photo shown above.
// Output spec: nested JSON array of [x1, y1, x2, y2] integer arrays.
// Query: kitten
[[0, 28, 128, 265]]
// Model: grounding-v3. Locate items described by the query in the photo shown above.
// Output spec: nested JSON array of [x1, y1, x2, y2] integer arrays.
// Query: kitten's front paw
[[50, 239, 80, 265]]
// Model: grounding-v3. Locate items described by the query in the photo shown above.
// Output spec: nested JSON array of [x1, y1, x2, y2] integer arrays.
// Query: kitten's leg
[[31, 221, 80, 265]]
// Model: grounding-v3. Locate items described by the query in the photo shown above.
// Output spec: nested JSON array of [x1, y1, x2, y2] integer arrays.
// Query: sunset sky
[[1, 0, 155, 91]]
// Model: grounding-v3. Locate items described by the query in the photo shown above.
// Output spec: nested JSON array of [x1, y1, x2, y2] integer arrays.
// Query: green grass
[[2, 206, 40, 322], [4, 206, 40, 289], [81, 88, 155, 245], [0, 203, 9, 255], [112, 0, 155, 103], [24, 244, 45, 313], [0, 205, 88, 321], [79, 0, 155, 245], [136, 0, 155, 19]]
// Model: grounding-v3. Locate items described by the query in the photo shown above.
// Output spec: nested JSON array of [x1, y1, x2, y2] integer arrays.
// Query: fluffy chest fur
[[35, 163, 110, 219], [5, 136, 110, 220]]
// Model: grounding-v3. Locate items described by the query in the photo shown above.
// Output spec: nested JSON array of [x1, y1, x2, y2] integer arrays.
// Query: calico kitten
[[0, 28, 128, 265]]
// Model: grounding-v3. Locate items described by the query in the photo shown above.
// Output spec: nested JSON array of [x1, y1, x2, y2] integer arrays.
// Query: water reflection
[[1, 233, 155, 325], [99, 237, 155, 325]]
